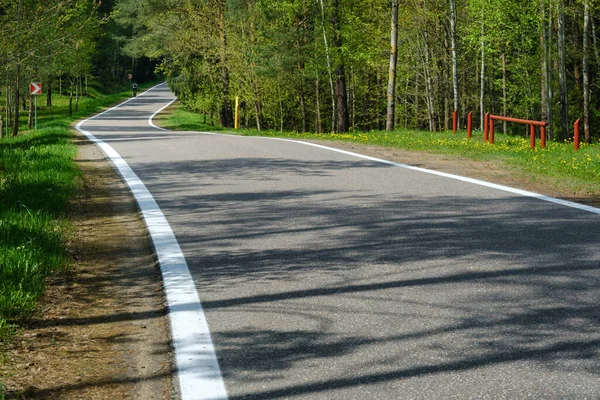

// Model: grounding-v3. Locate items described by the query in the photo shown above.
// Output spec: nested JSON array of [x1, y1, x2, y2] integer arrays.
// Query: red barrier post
[[452, 110, 457, 133], [489, 117, 495, 144], [467, 112, 472, 138], [540, 125, 546, 148], [483, 113, 489, 142], [530, 125, 535, 149], [574, 119, 580, 151]]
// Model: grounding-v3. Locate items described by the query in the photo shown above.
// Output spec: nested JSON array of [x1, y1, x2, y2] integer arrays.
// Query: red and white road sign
[[128, 74, 132, 80], [29, 82, 42, 95]]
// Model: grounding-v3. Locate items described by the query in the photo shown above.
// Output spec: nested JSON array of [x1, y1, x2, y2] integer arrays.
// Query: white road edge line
[[148, 106, 600, 216], [275, 139, 600, 215], [149, 98, 176, 130], [76, 83, 228, 400]]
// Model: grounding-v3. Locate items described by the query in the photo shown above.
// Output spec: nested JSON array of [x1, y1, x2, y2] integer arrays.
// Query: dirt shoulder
[[1, 133, 174, 399]]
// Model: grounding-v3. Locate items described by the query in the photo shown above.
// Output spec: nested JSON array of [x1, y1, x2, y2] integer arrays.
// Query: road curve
[[80, 83, 600, 399]]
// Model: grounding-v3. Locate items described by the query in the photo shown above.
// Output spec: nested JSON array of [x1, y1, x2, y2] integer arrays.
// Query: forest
[[1, 0, 599, 144], [0, 0, 156, 138]]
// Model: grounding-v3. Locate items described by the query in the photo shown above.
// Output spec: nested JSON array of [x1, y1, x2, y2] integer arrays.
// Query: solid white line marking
[[76, 83, 228, 400], [148, 97, 177, 130], [144, 117, 600, 216], [278, 139, 600, 215]]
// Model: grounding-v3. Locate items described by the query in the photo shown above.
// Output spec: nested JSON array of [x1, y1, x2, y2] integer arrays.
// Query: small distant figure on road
[[132, 81, 138, 97]]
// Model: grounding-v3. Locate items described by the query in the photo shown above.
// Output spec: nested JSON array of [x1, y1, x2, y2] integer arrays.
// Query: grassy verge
[[158, 104, 600, 198], [0, 82, 159, 343]]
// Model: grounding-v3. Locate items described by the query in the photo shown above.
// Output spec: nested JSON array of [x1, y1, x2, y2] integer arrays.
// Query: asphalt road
[[81, 83, 600, 399]]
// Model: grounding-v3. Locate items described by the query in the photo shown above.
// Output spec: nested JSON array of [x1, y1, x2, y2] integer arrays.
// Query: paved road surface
[[81, 84, 600, 399]]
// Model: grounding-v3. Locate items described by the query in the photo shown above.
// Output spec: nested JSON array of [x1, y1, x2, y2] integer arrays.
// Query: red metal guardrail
[[484, 114, 548, 149], [453, 110, 473, 138]]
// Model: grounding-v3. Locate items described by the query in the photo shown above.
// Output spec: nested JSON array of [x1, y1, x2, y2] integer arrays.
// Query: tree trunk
[[540, 0, 548, 124], [583, 0, 591, 143], [254, 100, 262, 131], [404, 75, 410, 128], [332, 0, 349, 133], [218, 0, 233, 127], [315, 73, 322, 133], [318, 0, 336, 133], [351, 66, 357, 131], [335, 67, 349, 132], [28, 95, 33, 129], [47, 77, 52, 107], [5, 82, 11, 137], [295, 14, 308, 132], [69, 83, 73, 116], [591, 18, 600, 69], [386, 0, 399, 131], [502, 52, 507, 133], [450, 0, 459, 127], [557, 0, 568, 141], [480, 17, 485, 131], [414, 70, 420, 128], [279, 96, 284, 132], [547, 2, 553, 138], [246, 16, 262, 131], [420, 0, 435, 131], [12, 64, 20, 136], [12, 0, 22, 137], [75, 77, 80, 113]]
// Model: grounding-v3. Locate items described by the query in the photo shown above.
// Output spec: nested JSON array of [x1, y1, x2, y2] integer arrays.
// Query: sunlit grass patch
[[0, 127, 77, 329]]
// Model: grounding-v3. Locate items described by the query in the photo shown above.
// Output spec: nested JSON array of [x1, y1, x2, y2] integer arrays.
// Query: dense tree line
[[110, 0, 599, 143], [2, 1, 598, 143]]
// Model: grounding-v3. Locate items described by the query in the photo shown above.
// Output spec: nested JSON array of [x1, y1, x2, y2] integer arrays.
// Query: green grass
[[159, 104, 600, 197], [0, 81, 159, 342]]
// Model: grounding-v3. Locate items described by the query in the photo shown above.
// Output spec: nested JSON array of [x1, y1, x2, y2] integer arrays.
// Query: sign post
[[29, 82, 42, 130], [234, 96, 239, 129]]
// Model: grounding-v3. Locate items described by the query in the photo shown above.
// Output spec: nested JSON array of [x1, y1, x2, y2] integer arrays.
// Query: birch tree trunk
[[502, 52, 507, 133], [386, 0, 399, 131], [540, 0, 548, 124], [557, 0, 568, 140], [248, 18, 262, 131], [480, 18, 485, 131], [583, 0, 591, 143], [28, 95, 33, 129], [450, 0, 459, 128], [315, 72, 322, 133], [420, 0, 435, 131], [547, 2, 553, 138], [318, 0, 335, 133]]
